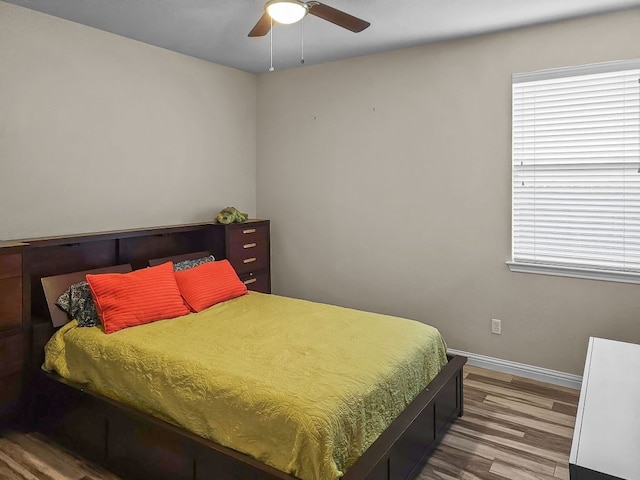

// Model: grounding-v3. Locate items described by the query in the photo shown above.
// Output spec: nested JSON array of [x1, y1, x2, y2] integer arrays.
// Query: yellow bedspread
[[44, 292, 448, 480]]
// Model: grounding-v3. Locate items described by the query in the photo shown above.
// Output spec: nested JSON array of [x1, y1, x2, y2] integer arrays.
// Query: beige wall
[[257, 9, 640, 375], [0, 2, 256, 240]]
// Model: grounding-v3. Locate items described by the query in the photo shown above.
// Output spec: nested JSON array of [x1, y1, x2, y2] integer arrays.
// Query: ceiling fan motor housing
[[265, 0, 308, 25]]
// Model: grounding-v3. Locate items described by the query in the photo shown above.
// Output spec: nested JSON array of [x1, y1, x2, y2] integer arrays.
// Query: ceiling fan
[[248, 0, 370, 37]]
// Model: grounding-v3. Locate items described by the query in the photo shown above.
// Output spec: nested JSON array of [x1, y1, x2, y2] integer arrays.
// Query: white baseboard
[[447, 348, 582, 390]]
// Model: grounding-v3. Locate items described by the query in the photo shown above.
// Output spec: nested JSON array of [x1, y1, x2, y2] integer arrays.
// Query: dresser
[[569, 337, 640, 480], [0, 244, 27, 424], [215, 219, 271, 294]]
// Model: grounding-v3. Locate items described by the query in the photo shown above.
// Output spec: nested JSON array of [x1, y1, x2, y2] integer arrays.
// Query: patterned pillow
[[55, 281, 101, 327], [173, 255, 215, 272]]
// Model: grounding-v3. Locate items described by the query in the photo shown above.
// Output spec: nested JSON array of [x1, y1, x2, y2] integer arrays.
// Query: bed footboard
[[343, 354, 466, 480], [33, 354, 466, 480]]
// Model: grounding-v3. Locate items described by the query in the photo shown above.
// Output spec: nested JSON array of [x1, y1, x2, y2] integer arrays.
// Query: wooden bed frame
[[21, 222, 466, 480]]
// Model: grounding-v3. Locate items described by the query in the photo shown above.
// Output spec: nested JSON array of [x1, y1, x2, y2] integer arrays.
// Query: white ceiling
[[5, 0, 640, 73]]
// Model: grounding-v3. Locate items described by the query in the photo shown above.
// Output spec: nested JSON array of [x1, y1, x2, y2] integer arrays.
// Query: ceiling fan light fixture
[[266, 0, 307, 25]]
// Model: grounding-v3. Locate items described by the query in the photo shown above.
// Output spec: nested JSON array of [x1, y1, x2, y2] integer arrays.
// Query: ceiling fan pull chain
[[301, 18, 305, 65], [269, 16, 275, 72]]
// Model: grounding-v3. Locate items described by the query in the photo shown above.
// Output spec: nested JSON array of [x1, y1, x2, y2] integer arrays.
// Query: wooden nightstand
[[0, 244, 27, 425], [214, 220, 271, 293]]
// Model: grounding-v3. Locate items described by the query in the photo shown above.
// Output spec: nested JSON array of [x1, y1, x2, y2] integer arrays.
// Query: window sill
[[506, 261, 640, 285]]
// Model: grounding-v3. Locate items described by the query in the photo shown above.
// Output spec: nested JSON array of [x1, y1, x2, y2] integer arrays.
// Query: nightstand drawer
[[240, 271, 270, 294], [0, 253, 21, 279], [0, 276, 22, 330], [228, 244, 269, 275], [0, 333, 26, 377]]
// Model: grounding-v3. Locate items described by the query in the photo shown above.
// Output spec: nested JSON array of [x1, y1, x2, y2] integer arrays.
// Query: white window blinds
[[512, 60, 640, 277]]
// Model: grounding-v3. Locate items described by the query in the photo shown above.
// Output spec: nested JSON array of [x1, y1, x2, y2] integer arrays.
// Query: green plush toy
[[215, 207, 248, 224]]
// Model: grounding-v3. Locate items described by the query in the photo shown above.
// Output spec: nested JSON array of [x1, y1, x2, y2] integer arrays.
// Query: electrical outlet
[[491, 318, 502, 335]]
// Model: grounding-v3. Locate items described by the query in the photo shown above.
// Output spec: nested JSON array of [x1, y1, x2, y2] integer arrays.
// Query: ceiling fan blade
[[248, 13, 271, 37], [308, 3, 370, 33]]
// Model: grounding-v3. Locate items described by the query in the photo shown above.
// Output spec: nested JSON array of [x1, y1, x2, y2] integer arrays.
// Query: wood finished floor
[[0, 365, 579, 480]]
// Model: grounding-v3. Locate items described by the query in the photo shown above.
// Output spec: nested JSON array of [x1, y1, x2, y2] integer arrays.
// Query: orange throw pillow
[[87, 262, 190, 334], [174, 259, 247, 313]]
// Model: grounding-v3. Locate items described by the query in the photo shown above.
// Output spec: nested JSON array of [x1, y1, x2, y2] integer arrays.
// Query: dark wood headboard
[[21, 223, 229, 370], [23, 223, 225, 325]]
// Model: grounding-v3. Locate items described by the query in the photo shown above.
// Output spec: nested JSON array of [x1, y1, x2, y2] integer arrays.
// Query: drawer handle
[[242, 228, 256, 234], [244, 278, 257, 285], [243, 243, 257, 249], [243, 257, 256, 264]]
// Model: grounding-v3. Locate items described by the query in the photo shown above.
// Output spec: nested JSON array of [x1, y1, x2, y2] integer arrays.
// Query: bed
[[29, 239, 465, 480]]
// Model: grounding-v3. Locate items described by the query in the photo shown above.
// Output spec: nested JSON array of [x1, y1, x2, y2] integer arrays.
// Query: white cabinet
[[570, 337, 640, 480]]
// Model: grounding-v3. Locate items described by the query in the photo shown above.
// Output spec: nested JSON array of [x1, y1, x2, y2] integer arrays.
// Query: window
[[508, 59, 640, 283]]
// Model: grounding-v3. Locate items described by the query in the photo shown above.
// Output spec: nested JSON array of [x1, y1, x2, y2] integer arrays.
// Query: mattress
[[44, 292, 448, 480]]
